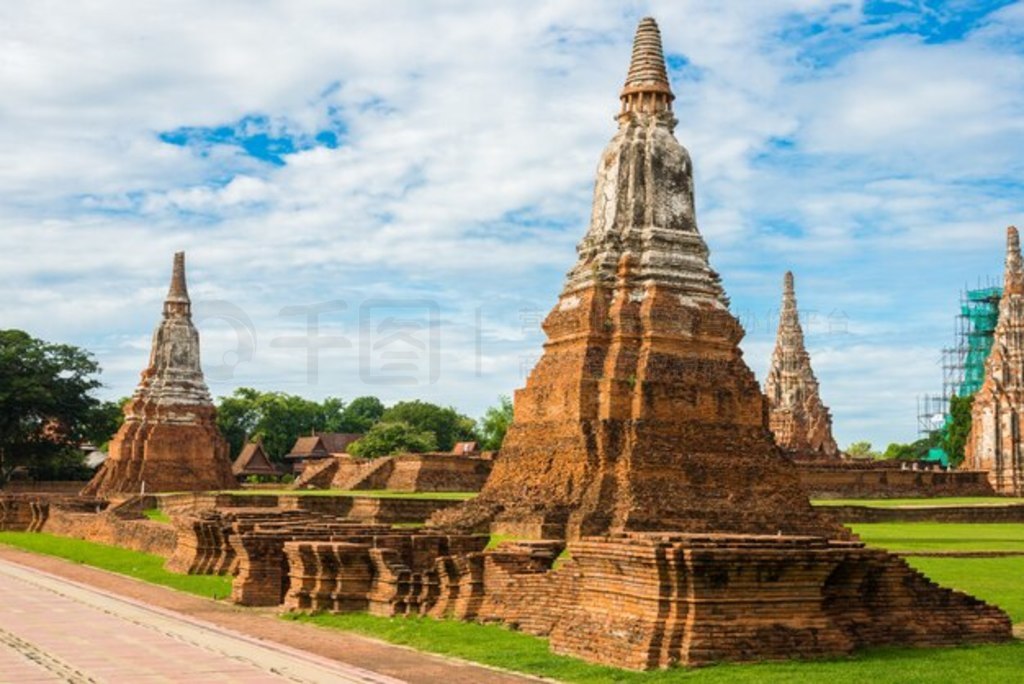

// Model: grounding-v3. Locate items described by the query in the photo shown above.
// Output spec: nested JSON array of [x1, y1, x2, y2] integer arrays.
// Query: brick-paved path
[[0, 548, 537, 683], [0, 558, 399, 683]]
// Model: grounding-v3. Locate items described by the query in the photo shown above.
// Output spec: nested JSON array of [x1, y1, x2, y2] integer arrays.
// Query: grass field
[[289, 613, 1024, 683], [849, 522, 1024, 552], [813, 497, 1024, 507], [0, 532, 232, 599], [849, 521, 1024, 623], [907, 556, 1024, 622]]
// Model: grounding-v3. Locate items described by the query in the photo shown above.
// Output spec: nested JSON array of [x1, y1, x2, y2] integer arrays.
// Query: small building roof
[[232, 441, 279, 476], [285, 433, 363, 459]]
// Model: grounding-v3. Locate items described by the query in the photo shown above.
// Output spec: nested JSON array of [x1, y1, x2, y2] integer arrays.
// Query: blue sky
[[1, 0, 1022, 449]]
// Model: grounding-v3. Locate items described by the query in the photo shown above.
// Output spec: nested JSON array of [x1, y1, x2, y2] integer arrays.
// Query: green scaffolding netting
[[959, 286, 1001, 397]]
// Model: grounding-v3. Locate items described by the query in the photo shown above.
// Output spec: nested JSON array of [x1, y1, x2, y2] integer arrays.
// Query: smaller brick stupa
[[965, 226, 1024, 495], [82, 252, 235, 496], [764, 271, 840, 460]]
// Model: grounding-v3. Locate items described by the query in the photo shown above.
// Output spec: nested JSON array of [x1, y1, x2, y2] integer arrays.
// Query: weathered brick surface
[[0, 495, 176, 556], [44, 506, 177, 557], [821, 503, 1024, 524], [280, 532, 1010, 670], [295, 454, 493, 493], [0, 495, 50, 531], [796, 463, 995, 498], [159, 492, 460, 524], [966, 226, 1024, 495]]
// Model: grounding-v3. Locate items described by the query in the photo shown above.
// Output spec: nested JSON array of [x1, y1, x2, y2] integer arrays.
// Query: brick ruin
[[82, 252, 236, 496], [965, 226, 1024, 495], [764, 271, 841, 460], [415, 16, 1006, 666], [432, 18, 830, 543], [294, 453, 493, 492], [7, 16, 1011, 673]]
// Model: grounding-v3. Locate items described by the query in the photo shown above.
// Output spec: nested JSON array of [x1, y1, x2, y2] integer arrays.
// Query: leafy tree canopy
[[348, 421, 437, 458], [845, 441, 881, 459], [216, 388, 348, 462], [380, 400, 477, 452], [479, 395, 513, 451], [941, 394, 974, 468], [880, 432, 941, 462], [337, 396, 385, 433], [0, 330, 106, 485]]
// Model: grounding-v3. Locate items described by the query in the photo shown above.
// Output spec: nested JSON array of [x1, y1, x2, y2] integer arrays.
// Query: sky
[[1, 0, 1022, 449]]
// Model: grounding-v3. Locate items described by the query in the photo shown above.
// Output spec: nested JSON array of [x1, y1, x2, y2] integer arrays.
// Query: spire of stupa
[[1004, 226, 1022, 296], [563, 16, 724, 303], [619, 17, 674, 118], [164, 251, 191, 316]]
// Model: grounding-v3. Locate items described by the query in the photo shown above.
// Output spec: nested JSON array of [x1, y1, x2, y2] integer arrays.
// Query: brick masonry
[[796, 463, 996, 498], [295, 454, 493, 493]]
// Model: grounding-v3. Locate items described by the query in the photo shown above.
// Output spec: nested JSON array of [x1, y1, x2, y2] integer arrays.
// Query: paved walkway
[[0, 559, 399, 683], [0, 549, 536, 683]]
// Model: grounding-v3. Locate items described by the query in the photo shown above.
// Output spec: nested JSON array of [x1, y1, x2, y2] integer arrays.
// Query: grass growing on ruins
[[142, 508, 171, 523], [849, 522, 1024, 552], [287, 612, 1024, 683], [0, 532, 232, 599], [813, 497, 1024, 507], [218, 489, 478, 500]]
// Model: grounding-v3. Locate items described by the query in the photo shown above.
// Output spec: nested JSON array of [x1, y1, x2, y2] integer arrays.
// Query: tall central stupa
[[435, 18, 835, 540]]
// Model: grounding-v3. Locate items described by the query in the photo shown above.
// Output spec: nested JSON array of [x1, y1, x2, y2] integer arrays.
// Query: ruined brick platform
[[281, 532, 1010, 669], [294, 453, 493, 492]]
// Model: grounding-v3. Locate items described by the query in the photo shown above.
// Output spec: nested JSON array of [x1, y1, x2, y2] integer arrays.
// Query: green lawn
[[0, 532, 231, 599], [214, 489, 478, 500], [908, 556, 1024, 622], [288, 613, 1024, 683], [848, 522, 1024, 552], [142, 508, 171, 524], [814, 497, 1024, 508]]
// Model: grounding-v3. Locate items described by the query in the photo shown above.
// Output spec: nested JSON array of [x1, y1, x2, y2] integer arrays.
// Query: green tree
[[348, 421, 437, 458], [881, 434, 940, 462], [84, 398, 128, 450], [337, 396, 384, 433], [943, 394, 974, 468], [845, 441, 880, 459], [216, 389, 349, 463], [0, 330, 104, 486], [380, 400, 477, 451], [479, 395, 513, 451]]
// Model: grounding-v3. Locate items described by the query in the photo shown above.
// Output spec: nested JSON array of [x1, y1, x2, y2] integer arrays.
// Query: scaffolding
[[916, 281, 1002, 442], [959, 286, 1001, 396]]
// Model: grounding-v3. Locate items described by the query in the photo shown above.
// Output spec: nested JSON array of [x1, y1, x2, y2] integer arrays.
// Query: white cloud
[[1, 1, 1020, 446]]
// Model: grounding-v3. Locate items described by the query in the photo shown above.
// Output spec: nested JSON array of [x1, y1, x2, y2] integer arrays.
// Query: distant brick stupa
[[965, 226, 1024, 494], [82, 252, 235, 496], [764, 271, 840, 460]]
